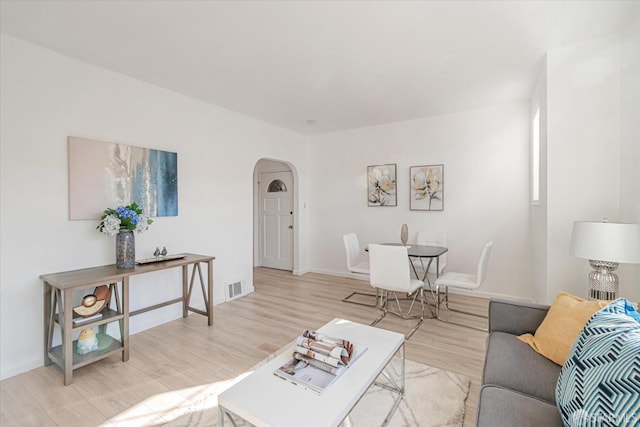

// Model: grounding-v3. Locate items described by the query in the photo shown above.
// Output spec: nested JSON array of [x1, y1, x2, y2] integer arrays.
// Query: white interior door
[[260, 171, 293, 270]]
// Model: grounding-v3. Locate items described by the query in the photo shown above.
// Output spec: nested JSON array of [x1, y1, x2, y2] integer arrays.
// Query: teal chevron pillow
[[556, 298, 640, 427]]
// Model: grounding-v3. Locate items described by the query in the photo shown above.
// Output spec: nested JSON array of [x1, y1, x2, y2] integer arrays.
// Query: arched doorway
[[253, 159, 297, 272]]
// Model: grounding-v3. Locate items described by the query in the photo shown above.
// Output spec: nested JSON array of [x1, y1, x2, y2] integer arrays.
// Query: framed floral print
[[410, 165, 444, 211], [367, 164, 397, 207]]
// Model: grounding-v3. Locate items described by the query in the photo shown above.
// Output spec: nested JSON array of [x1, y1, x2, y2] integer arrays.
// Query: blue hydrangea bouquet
[[97, 202, 153, 236]]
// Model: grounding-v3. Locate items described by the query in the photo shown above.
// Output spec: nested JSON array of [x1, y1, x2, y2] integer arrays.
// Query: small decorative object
[[154, 247, 161, 258], [401, 224, 409, 246], [77, 328, 99, 355], [161, 246, 167, 257], [97, 202, 153, 268], [82, 294, 97, 307], [410, 165, 444, 211], [73, 285, 111, 317], [73, 299, 106, 317], [367, 164, 397, 207]]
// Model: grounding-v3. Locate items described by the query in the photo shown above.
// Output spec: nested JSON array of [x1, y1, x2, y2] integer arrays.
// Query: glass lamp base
[[587, 259, 618, 301]]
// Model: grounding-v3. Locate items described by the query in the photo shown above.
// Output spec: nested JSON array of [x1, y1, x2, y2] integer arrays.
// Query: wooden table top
[[40, 253, 214, 289]]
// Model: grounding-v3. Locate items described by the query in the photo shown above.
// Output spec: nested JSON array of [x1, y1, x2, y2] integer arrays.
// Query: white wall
[[308, 103, 534, 300], [531, 59, 548, 303], [620, 11, 640, 293], [0, 35, 310, 379], [546, 35, 626, 302]]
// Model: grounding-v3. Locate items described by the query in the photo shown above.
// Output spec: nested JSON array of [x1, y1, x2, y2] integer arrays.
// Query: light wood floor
[[1, 268, 489, 427]]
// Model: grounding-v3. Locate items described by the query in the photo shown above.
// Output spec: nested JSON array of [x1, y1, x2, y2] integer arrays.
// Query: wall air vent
[[228, 281, 242, 299]]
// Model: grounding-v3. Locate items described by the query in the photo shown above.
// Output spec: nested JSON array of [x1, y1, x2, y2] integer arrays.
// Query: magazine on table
[[274, 330, 367, 394]]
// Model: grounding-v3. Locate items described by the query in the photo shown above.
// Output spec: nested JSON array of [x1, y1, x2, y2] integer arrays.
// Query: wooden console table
[[41, 253, 214, 385]]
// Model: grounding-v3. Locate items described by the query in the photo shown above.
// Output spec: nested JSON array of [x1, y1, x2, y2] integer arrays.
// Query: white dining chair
[[369, 244, 426, 338], [434, 241, 492, 330], [342, 233, 378, 306]]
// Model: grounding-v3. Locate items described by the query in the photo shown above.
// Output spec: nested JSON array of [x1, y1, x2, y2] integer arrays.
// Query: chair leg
[[435, 286, 488, 331], [370, 290, 389, 327], [370, 289, 424, 339], [387, 290, 421, 320], [405, 289, 425, 339], [384, 287, 435, 317], [342, 289, 380, 307]]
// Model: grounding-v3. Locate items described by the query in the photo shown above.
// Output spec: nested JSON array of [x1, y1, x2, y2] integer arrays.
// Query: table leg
[[182, 265, 188, 318], [421, 258, 434, 284], [207, 260, 213, 326], [218, 406, 243, 427], [122, 277, 130, 362], [113, 282, 122, 339], [377, 343, 405, 427], [409, 256, 420, 280], [218, 406, 225, 427], [63, 289, 73, 385], [400, 342, 405, 393], [43, 282, 52, 366]]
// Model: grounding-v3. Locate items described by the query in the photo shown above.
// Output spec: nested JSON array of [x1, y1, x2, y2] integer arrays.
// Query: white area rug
[[162, 357, 470, 427], [346, 358, 470, 427]]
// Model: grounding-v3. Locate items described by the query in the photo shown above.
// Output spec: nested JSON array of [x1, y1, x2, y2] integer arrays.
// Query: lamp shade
[[570, 221, 640, 264]]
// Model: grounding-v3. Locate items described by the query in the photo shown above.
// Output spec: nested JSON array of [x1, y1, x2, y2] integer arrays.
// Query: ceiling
[[1, 1, 638, 135]]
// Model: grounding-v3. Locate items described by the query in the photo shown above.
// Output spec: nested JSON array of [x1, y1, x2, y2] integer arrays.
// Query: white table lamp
[[569, 220, 640, 300]]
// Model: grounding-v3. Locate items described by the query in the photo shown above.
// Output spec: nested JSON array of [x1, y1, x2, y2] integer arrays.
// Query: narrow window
[[531, 107, 540, 204]]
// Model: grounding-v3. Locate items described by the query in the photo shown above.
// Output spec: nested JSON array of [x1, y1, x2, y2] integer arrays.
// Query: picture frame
[[367, 164, 397, 207], [410, 165, 444, 211], [68, 136, 178, 220]]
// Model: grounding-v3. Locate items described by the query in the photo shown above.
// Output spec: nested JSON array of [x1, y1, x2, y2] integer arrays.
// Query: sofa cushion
[[476, 385, 563, 427], [488, 298, 550, 335], [556, 298, 640, 427], [518, 292, 607, 366], [483, 331, 561, 404]]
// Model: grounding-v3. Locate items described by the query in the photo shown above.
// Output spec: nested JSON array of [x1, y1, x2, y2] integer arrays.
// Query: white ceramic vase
[[401, 224, 409, 246]]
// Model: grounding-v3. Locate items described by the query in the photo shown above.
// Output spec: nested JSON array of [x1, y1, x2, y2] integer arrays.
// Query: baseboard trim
[[1, 359, 42, 381], [439, 287, 534, 303], [306, 268, 534, 301], [307, 268, 369, 281]]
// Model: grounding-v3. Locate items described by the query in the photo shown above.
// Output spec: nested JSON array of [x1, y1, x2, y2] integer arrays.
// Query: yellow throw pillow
[[518, 292, 608, 365]]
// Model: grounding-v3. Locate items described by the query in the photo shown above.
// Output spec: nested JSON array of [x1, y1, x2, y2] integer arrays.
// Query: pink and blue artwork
[[68, 136, 178, 220]]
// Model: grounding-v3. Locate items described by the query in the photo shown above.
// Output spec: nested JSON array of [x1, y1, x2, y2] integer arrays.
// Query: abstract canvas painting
[[68, 137, 178, 220], [367, 164, 397, 207], [410, 165, 443, 211]]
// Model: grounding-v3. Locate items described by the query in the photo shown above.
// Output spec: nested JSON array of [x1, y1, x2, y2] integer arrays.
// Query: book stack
[[274, 330, 366, 394], [72, 312, 103, 326]]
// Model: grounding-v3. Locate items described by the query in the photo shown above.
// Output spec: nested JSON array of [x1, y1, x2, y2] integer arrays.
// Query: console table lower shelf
[[41, 253, 214, 385], [49, 332, 123, 370]]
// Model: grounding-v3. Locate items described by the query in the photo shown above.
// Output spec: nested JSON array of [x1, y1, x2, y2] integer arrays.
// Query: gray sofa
[[476, 299, 564, 426]]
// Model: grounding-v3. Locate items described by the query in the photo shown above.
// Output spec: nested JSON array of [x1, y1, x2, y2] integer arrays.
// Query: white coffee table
[[218, 318, 405, 427]]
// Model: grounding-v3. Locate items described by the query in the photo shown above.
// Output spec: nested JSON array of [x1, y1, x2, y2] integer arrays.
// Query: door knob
[[288, 225, 293, 229]]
